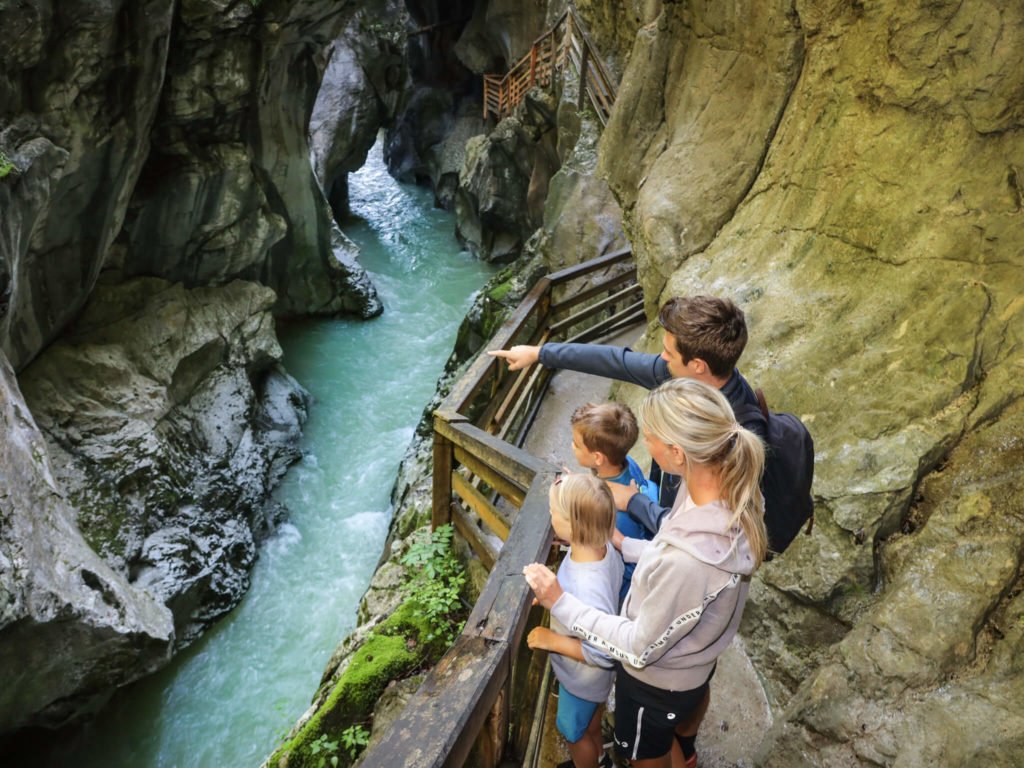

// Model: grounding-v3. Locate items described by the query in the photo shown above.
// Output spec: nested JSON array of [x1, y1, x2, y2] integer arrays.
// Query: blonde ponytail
[[640, 379, 768, 565]]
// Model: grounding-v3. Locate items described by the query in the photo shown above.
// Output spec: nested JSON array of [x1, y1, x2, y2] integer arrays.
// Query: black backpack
[[733, 389, 815, 556]]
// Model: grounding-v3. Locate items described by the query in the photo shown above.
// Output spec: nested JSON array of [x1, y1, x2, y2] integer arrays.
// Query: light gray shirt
[[549, 543, 623, 702]]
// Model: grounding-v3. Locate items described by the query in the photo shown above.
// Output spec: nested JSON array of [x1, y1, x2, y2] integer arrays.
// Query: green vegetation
[[0, 150, 15, 179], [339, 725, 371, 762], [267, 525, 468, 768], [308, 734, 340, 768], [400, 524, 468, 644]]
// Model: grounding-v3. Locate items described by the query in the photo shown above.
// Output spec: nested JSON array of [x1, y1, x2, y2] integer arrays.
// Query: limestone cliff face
[[385, 0, 487, 210], [19, 279, 309, 648], [0, 0, 380, 377], [0, 0, 380, 736], [598, 1, 1024, 764], [0, 350, 174, 733], [311, 2, 408, 223]]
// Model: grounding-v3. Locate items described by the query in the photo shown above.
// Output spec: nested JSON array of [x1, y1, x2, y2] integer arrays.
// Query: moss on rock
[[266, 600, 447, 767]]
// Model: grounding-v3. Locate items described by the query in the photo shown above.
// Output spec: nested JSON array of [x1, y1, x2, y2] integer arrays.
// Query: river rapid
[[39, 140, 496, 767]]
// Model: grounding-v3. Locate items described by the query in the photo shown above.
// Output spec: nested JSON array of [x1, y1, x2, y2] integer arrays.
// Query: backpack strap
[[754, 387, 769, 420]]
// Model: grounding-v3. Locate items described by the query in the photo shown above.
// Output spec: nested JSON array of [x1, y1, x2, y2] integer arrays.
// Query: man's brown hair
[[658, 295, 748, 378], [570, 402, 639, 467]]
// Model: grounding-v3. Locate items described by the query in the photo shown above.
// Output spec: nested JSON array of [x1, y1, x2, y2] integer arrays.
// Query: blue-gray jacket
[[539, 341, 765, 533]]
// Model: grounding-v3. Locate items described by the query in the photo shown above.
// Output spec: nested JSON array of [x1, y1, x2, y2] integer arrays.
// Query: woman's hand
[[527, 626, 556, 651], [611, 527, 625, 551], [523, 563, 563, 609], [608, 479, 639, 511]]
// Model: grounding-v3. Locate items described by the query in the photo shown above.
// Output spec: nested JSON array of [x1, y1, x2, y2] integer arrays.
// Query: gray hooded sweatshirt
[[549, 492, 756, 692]]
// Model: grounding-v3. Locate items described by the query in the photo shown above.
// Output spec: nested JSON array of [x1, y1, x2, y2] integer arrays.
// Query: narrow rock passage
[[32, 140, 496, 768]]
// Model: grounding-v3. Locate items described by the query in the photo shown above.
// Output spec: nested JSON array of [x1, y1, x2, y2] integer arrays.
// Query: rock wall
[[311, 2, 408, 223], [0, 0, 380, 378], [599, 1, 1024, 764], [0, 349, 174, 733], [385, 0, 487, 210], [18, 279, 309, 648], [0, 0, 384, 737]]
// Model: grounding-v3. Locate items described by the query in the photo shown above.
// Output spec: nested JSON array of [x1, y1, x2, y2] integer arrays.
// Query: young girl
[[527, 473, 623, 768], [525, 378, 768, 768]]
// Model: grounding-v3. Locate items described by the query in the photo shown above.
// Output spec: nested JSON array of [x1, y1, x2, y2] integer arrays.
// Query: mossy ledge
[[266, 601, 448, 768]]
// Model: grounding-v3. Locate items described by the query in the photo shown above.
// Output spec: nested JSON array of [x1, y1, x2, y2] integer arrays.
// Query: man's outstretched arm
[[490, 341, 670, 389]]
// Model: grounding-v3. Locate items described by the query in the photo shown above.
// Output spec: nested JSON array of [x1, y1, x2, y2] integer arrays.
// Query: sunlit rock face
[[599, 1, 1024, 764], [310, 1, 407, 223]]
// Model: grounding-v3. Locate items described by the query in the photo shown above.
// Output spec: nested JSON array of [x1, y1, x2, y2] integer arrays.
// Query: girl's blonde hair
[[550, 473, 616, 549], [640, 378, 768, 565]]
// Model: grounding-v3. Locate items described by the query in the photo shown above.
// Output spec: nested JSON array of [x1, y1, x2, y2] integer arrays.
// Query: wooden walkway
[[359, 249, 643, 767], [483, 8, 618, 125]]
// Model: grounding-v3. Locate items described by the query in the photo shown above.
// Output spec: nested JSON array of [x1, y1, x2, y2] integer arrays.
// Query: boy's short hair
[[658, 295, 748, 378], [552, 473, 616, 549], [570, 402, 639, 467]]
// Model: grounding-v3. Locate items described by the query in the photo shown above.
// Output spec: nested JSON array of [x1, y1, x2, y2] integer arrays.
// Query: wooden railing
[[360, 249, 643, 767], [483, 8, 618, 125]]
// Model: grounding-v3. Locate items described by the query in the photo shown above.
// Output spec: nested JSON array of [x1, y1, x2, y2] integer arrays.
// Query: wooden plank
[[568, 303, 645, 344], [547, 247, 632, 283], [495, 360, 547, 443], [358, 635, 510, 768], [453, 445, 527, 506], [576, 44, 589, 111], [548, 281, 642, 335], [550, 267, 636, 315], [452, 504, 499, 571], [453, 471, 511, 541], [464, 471, 557, 640], [432, 427, 454, 530], [440, 276, 551, 415], [512, 368, 555, 449], [436, 419, 548, 488]]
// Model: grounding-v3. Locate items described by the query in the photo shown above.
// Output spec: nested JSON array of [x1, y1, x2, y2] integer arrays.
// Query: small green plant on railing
[[340, 724, 371, 762], [400, 524, 467, 644], [308, 733, 340, 768], [0, 151, 15, 179]]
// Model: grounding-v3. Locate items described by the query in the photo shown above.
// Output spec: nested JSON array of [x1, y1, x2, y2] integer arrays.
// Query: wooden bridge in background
[[483, 8, 618, 125], [360, 248, 644, 767]]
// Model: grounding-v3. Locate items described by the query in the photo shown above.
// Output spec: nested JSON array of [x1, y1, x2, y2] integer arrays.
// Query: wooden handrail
[[482, 7, 618, 124], [360, 248, 644, 767]]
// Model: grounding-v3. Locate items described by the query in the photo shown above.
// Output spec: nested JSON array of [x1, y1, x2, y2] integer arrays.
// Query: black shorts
[[612, 664, 716, 762]]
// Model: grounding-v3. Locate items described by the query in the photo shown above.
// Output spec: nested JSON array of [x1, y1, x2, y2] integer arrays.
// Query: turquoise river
[[39, 141, 497, 767]]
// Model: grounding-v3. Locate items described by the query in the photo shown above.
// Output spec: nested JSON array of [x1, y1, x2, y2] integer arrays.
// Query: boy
[[490, 295, 763, 532], [569, 402, 654, 602]]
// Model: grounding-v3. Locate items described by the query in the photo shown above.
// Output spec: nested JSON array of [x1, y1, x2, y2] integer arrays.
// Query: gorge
[[2, 1, 1023, 767]]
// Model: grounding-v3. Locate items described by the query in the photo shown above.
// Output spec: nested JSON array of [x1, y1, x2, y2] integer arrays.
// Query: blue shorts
[[556, 683, 600, 743]]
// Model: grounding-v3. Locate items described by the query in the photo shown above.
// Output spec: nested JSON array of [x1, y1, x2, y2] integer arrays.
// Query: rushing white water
[[41, 140, 496, 767]]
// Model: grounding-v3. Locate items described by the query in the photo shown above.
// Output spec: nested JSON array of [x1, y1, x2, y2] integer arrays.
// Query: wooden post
[[529, 44, 538, 87], [577, 43, 589, 112], [432, 421, 453, 530]]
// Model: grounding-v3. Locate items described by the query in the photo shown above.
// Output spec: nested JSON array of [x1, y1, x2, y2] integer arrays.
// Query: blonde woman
[[524, 379, 767, 768]]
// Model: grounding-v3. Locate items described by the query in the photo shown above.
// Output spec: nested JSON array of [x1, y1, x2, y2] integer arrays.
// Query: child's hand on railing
[[523, 562, 563, 609], [488, 345, 540, 371], [527, 626, 557, 651]]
